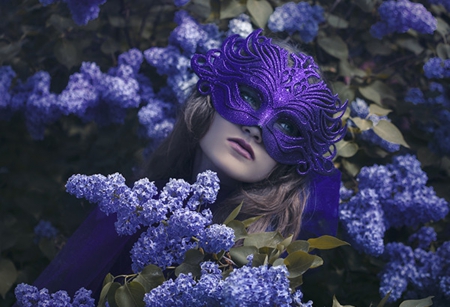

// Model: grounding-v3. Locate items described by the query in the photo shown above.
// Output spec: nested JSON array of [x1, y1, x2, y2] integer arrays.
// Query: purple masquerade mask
[[191, 29, 347, 175]]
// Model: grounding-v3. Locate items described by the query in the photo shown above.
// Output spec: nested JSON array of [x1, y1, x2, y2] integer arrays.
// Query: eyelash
[[274, 119, 301, 137], [239, 86, 261, 110]]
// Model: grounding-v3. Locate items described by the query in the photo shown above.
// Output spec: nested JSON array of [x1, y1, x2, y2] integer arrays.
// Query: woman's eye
[[275, 119, 301, 137], [239, 86, 261, 110]]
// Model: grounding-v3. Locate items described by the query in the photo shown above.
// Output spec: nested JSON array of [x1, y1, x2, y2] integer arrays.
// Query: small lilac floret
[[200, 224, 235, 254], [187, 170, 220, 210], [227, 14, 253, 38], [34, 220, 59, 240], [423, 57, 450, 79]]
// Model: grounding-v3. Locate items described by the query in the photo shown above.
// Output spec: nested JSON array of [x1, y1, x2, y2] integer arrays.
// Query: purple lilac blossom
[[339, 183, 354, 201], [429, 0, 450, 11], [34, 220, 59, 240], [405, 88, 426, 105], [144, 273, 197, 306], [174, 0, 190, 7], [423, 57, 450, 79], [370, 0, 437, 39], [187, 169, 220, 210], [379, 240, 449, 302], [268, 2, 324, 43], [200, 224, 235, 254], [39, 0, 106, 25], [429, 109, 450, 155], [170, 11, 208, 56], [15, 283, 94, 307], [20, 71, 61, 140], [340, 154, 449, 256], [227, 14, 254, 38], [0, 66, 16, 120], [339, 188, 386, 256], [221, 265, 293, 306], [408, 226, 437, 249]]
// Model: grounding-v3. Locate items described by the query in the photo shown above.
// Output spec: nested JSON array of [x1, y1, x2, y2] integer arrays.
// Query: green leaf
[[335, 140, 359, 158], [318, 36, 349, 60], [134, 265, 165, 293], [103, 273, 114, 286], [351, 117, 373, 131], [115, 282, 145, 307], [286, 240, 310, 254], [0, 41, 23, 65], [332, 295, 355, 307], [437, 18, 450, 38], [369, 104, 392, 116], [370, 80, 396, 102], [437, 43, 450, 59], [251, 253, 268, 267], [376, 291, 391, 307], [227, 220, 248, 241], [220, 0, 247, 19], [189, 0, 212, 20], [365, 40, 393, 56], [399, 296, 434, 307], [332, 82, 355, 104], [308, 235, 350, 250], [353, 0, 375, 12], [396, 38, 424, 55], [277, 234, 293, 251], [272, 258, 284, 267], [54, 39, 81, 69], [326, 14, 349, 29], [98, 282, 113, 307], [310, 255, 324, 268], [229, 245, 259, 266], [359, 84, 382, 105], [224, 203, 242, 225], [101, 38, 120, 55], [175, 249, 204, 277], [246, 0, 273, 29], [0, 258, 17, 299], [373, 120, 409, 148], [339, 60, 367, 78], [47, 14, 75, 32], [342, 159, 360, 177], [241, 215, 262, 228], [243, 231, 284, 249], [288, 274, 303, 289], [283, 250, 316, 278], [106, 282, 121, 307]]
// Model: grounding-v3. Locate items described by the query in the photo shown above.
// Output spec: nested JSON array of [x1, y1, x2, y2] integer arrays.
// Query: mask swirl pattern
[[191, 29, 347, 175]]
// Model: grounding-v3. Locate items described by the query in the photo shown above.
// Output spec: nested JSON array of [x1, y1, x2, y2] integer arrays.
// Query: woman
[[145, 29, 346, 238], [29, 29, 346, 299]]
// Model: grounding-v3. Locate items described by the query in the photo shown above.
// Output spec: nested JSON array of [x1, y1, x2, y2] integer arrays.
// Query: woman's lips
[[228, 138, 255, 160]]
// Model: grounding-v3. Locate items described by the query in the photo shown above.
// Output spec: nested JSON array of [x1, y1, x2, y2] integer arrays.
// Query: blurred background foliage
[[1, 0, 450, 306]]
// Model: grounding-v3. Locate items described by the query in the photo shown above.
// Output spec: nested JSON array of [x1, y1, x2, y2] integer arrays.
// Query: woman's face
[[198, 112, 277, 183]]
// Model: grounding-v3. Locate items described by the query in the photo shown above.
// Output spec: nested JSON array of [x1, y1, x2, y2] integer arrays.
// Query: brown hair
[[144, 91, 310, 238]]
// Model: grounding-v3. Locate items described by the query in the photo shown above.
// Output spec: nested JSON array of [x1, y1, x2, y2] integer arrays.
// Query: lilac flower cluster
[[0, 49, 149, 139], [405, 82, 450, 107], [349, 98, 400, 152], [423, 57, 450, 79], [339, 154, 449, 256], [143, 11, 222, 105], [145, 262, 312, 306], [15, 283, 94, 307], [370, 0, 437, 39], [39, 0, 107, 26], [379, 237, 450, 303], [268, 2, 324, 43], [428, 109, 450, 155], [66, 170, 234, 272], [34, 220, 59, 240]]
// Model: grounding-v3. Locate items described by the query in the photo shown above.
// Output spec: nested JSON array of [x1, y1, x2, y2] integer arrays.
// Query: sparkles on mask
[[191, 29, 347, 175]]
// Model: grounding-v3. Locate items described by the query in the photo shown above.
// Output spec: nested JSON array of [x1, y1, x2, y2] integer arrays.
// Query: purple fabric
[[30, 208, 140, 298], [298, 170, 341, 240], [191, 29, 347, 175]]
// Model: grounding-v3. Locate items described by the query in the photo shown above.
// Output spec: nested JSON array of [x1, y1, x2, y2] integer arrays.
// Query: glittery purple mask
[[191, 29, 347, 175]]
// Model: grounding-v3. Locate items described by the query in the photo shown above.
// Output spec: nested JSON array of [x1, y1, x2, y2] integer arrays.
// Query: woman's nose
[[242, 125, 262, 143]]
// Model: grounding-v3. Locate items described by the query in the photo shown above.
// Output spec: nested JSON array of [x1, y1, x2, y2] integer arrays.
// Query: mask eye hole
[[238, 85, 261, 110], [274, 118, 301, 137]]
